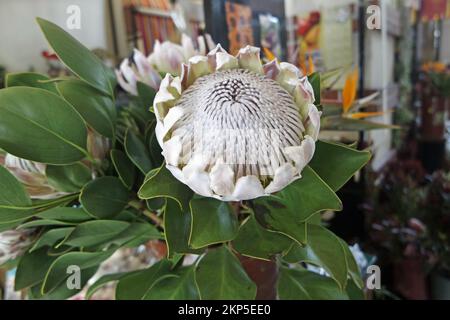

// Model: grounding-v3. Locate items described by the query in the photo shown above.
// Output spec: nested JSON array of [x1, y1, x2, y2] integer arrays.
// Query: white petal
[[305, 104, 321, 141], [181, 33, 196, 59], [293, 76, 316, 107], [209, 163, 235, 196], [263, 59, 281, 80], [185, 170, 213, 197], [265, 163, 297, 194], [238, 45, 263, 74], [207, 44, 227, 69], [182, 153, 208, 180], [284, 136, 316, 173], [155, 120, 165, 147], [231, 175, 265, 201], [215, 52, 239, 71], [162, 136, 182, 166]]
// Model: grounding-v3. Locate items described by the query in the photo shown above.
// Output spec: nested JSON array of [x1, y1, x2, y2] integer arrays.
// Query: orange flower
[[342, 68, 359, 113]]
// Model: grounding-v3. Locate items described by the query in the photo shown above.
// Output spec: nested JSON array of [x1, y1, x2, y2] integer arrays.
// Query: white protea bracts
[[153, 45, 321, 201], [0, 229, 35, 266], [116, 34, 216, 95]]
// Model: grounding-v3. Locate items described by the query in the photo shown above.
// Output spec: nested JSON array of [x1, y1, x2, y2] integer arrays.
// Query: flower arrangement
[[0, 18, 372, 300], [422, 62, 450, 97]]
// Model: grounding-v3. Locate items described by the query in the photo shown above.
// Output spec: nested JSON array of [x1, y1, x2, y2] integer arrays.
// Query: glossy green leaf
[[253, 198, 307, 244], [36, 207, 92, 223], [0, 165, 33, 223], [281, 224, 348, 289], [275, 166, 342, 221], [278, 267, 349, 300], [0, 87, 88, 164], [57, 79, 116, 138], [195, 246, 257, 300], [115, 259, 173, 300], [6, 72, 58, 93], [80, 176, 129, 219], [137, 81, 156, 109], [110, 149, 136, 189], [321, 116, 401, 131], [46, 162, 92, 193], [41, 250, 113, 294], [164, 198, 200, 257], [339, 238, 364, 289], [30, 227, 74, 252], [62, 220, 130, 247], [308, 72, 321, 105], [143, 266, 199, 300], [85, 272, 130, 300], [19, 219, 75, 228], [15, 248, 58, 290], [124, 129, 152, 174], [107, 222, 162, 248], [232, 216, 292, 260], [309, 140, 371, 191], [36, 18, 112, 96], [138, 166, 193, 211], [189, 197, 238, 249]]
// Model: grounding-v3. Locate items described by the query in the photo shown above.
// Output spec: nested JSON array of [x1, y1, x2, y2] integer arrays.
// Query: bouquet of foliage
[[0, 18, 371, 300]]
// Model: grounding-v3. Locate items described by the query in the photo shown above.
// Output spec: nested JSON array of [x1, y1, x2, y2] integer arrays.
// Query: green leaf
[[46, 162, 92, 193], [339, 238, 364, 289], [278, 267, 349, 300], [232, 216, 292, 260], [62, 220, 130, 247], [106, 222, 162, 247], [137, 81, 156, 109], [19, 219, 75, 228], [33, 266, 98, 300], [189, 197, 239, 249], [309, 140, 371, 191], [0, 87, 88, 164], [143, 266, 200, 300], [110, 149, 136, 189], [308, 72, 321, 105], [321, 116, 401, 131], [56, 79, 116, 138], [15, 248, 58, 290], [164, 198, 200, 258], [30, 227, 74, 252], [6, 72, 58, 93], [36, 207, 92, 223], [36, 18, 112, 96], [281, 224, 348, 290], [115, 259, 173, 300], [124, 129, 153, 174], [275, 166, 342, 221], [0, 166, 33, 224], [80, 176, 129, 219], [138, 166, 193, 211], [85, 272, 130, 300], [41, 250, 113, 294], [195, 246, 257, 300], [253, 198, 307, 244]]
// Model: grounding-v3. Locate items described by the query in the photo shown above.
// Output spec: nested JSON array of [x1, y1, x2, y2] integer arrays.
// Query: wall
[[0, 0, 111, 73]]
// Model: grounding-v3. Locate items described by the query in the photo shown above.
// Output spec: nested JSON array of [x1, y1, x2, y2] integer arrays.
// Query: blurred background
[[0, 0, 449, 300]]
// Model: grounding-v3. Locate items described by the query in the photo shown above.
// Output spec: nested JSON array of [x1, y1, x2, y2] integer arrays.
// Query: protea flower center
[[154, 45, 321, 201]]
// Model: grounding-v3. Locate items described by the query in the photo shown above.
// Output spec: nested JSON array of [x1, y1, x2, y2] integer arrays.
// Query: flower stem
[[128, 199, 163, 227]]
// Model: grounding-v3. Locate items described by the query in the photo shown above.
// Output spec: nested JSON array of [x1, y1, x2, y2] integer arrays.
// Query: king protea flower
[[116, 34, 215, 95], [0, 229, 35, 266], [154, 45, 321, 201]]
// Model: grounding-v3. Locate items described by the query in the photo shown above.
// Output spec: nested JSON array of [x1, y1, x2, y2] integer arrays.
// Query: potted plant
[[0, 18, 371, 300]]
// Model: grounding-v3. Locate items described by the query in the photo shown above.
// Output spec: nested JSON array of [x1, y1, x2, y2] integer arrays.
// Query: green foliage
[[0, 17, 374, 301]]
